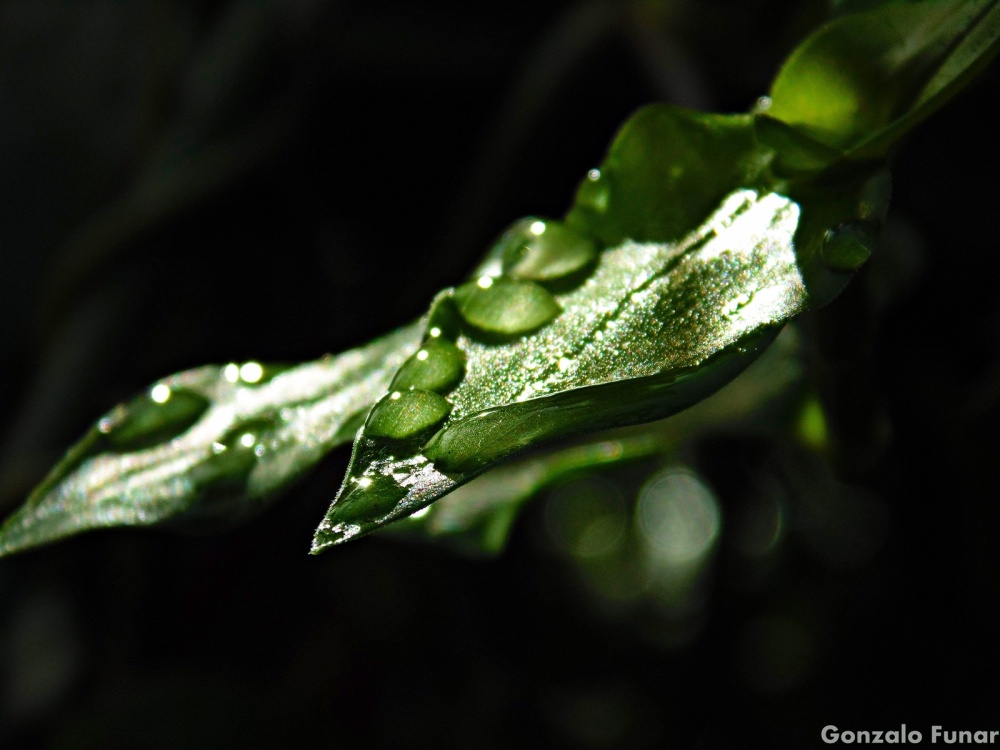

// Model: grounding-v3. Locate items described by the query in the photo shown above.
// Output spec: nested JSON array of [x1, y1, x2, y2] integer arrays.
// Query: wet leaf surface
[[0, 325, 420, 557]]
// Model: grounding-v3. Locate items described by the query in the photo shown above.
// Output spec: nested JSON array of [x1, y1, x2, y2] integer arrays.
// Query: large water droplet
[[454, 277, 561, 335], [366, 389, 452, 441], [104, 388, 210, 451], [499, 217, 597, 282], [820, 222, 875, 272], [315, 473, 408, 547], [391, 338, 465, 393]]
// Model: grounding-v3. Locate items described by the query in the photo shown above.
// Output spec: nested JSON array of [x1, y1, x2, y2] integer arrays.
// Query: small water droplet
[[821, 222, 875, 272], [366, 388, 453, 441], [391, 338, 466, 393], [575, 168, 610, 212], [500, 218, 597, 282], [454, 277, 562, 336]]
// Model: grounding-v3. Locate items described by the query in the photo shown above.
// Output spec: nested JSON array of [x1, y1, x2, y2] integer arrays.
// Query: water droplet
[[391, 338, 466, 393], [454, 277, 561, 336], [425, 292, 463, 341], [223, 361, 288, 387], [821, 222, 875, 272], [500, 218, 597, 281], [239, 361, 264, 383], [575, 168, 610, 213], [320, 473, 408, 539], [190, 416, 278, 491], [105, 388, 210, 451], [365, 388, 452, 441]]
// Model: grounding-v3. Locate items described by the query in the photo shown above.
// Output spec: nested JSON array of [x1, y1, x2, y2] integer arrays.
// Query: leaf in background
[[764, 0, 1000, 165], [0, 324, 421, 557], [311, 104, 884, 553]]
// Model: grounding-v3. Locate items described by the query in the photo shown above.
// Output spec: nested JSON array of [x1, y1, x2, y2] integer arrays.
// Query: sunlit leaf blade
[[766, 0, 1000, 163], [0, 324, 421, 557], [312, 98, 896, 552], [315, 105, 847, 552], [384, 325, 804, 556]]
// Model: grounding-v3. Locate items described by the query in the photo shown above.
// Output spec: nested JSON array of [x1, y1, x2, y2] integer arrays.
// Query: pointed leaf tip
[[0, 324, 422, 557]]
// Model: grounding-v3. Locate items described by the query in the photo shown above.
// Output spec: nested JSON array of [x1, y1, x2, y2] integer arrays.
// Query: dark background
[[1, 1, 999, 747]]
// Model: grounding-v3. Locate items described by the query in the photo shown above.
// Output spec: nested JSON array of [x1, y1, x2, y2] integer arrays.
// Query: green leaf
[[311, 105, 882, 552], [384, 324, 805, 556], [765, 0, 1000, 162], [0, 324, 421, 557], [565, 108, 764, 246]]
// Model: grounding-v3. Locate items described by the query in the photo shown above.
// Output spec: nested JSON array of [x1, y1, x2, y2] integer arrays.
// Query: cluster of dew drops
[[362, 210, 602, 446]]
